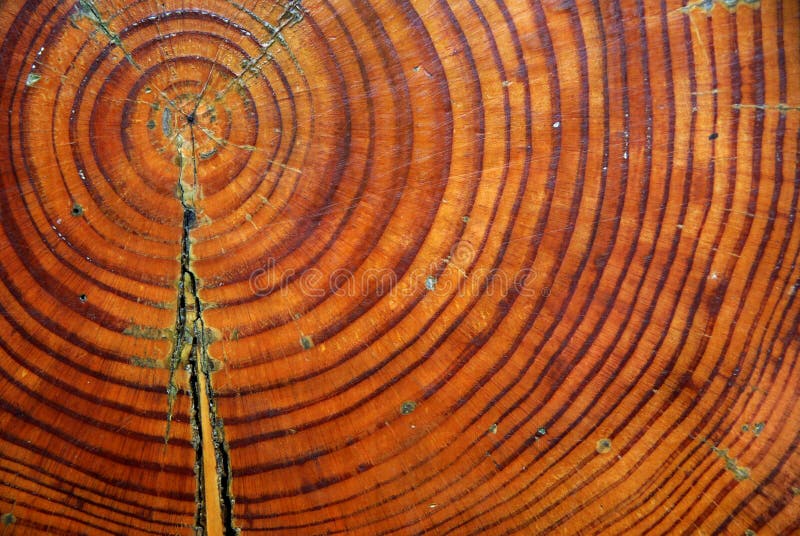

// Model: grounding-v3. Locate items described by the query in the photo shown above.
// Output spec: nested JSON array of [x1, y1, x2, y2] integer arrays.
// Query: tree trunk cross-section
[[0, 0, 798, 534]]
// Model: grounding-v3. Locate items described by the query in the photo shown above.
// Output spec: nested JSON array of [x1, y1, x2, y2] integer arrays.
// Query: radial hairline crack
[[197, 125, 303, 173], [76, 0, 189, 120], [205, 0, 303, 106], [192, 0, 304, 114]]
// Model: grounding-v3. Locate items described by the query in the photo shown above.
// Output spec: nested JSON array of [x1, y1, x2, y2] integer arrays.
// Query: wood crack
[[166, 113, 237, 536], [66, 2, 306, 533]]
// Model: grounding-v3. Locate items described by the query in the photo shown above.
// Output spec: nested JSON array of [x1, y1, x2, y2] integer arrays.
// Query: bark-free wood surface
[[0, 0, 798, 534]]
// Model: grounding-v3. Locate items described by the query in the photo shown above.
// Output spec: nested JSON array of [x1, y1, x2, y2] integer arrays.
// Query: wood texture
[[0, 0, 798, 534]]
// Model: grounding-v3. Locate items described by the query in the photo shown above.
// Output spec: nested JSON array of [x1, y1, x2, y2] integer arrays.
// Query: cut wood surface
[[0, 0, 798, 534]]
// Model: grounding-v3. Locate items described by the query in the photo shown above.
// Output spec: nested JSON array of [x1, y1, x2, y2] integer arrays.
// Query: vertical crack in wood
[[163, 119, 238, 534], [177, 7, 304, 533], [70, 2, 306, 532]]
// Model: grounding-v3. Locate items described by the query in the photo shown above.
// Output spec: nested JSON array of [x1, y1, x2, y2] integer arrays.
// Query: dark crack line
[[71, 2, 305, 531], [162, 121, 237, 535], [184, 125, 239, 535], [164, 131, 190, 444], [186, 338, 208, 532]]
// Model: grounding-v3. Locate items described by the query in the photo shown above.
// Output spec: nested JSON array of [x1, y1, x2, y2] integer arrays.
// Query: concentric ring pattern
[[0, 0, 798, 534]]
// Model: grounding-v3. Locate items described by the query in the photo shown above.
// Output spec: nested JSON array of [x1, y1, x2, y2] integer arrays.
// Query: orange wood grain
[[0, 0, 798, 534]]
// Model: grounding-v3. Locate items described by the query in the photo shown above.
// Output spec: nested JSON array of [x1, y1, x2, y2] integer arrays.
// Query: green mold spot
[[71, 203, 84, 216], [488, 423, 498, 434], [596, 438, 612, 454], [131, 357, 163, 369], [681, 0, 760, 13], [708, 444, 751, 482], [425, 275, 437, 291], [123, 324, 171, 340], [147, 119, 156, 129], [206, 358, 223, 373], [400, 401, 417, 415], [162, 106, 173, 137], [202, 327, 219, 343], [1, 513, 15, 525], [727, 462, 750, 481], [742, 421, 765, 436], [300, 335, 314, 350], [26, 72, 41, 86]]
